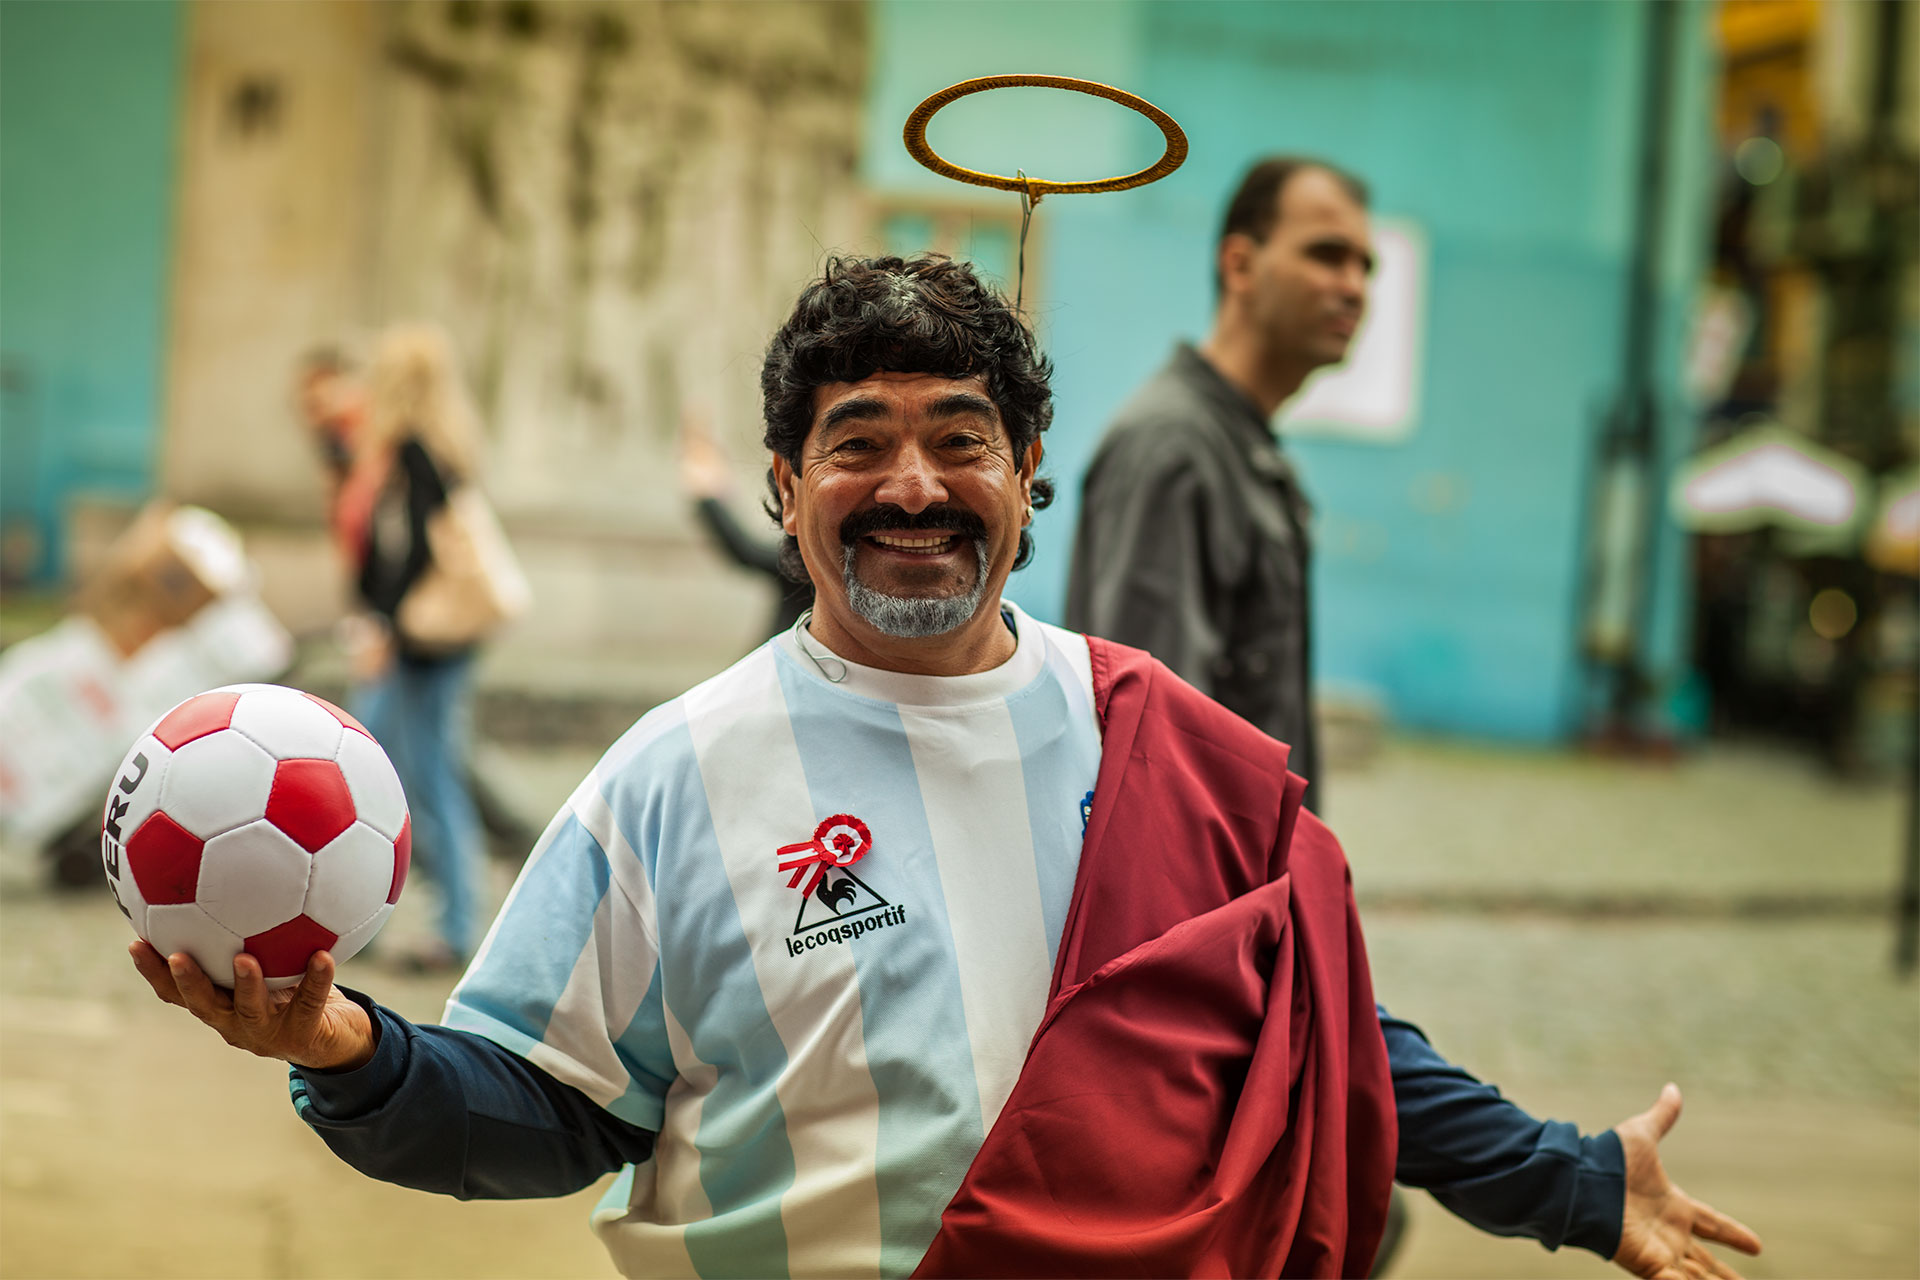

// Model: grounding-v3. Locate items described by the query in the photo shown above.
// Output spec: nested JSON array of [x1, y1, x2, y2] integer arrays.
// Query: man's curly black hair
[[761, 254, 1055, 583]]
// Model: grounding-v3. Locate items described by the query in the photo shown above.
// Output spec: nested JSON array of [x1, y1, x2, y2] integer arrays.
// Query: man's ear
[[1217, 233, 1256, 295], [772, 453, 799, 535], [1020, 438, 1044, 490]]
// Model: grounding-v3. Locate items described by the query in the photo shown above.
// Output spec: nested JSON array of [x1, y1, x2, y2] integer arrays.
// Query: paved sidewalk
[[1336, 738, 1916, 1278], [1334, 736, 1906, 908], [1, 735, 1912, 1279]]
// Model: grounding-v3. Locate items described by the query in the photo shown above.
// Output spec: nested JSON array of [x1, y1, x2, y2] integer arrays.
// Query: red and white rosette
[[776, 814, 872, 898]]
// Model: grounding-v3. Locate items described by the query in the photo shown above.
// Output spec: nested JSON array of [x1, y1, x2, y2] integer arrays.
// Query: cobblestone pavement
[[2, 734, 1913, 1279], [1342, 738, 1917, 1279]]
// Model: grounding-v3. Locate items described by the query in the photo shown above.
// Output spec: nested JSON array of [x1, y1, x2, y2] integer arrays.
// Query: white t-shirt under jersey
[[443, 603, 1102, 1278]]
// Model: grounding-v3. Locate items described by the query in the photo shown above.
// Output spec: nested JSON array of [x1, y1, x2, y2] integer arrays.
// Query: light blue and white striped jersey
[[444, 603, 1102, 1278]]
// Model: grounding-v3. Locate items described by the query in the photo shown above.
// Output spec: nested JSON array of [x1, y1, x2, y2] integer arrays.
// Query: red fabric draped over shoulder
[[913, 638, 1395, 1279]]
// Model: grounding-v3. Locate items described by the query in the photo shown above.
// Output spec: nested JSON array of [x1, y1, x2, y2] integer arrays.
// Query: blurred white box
[[0, 595, 293, 851], [0, 618, 131, 848]]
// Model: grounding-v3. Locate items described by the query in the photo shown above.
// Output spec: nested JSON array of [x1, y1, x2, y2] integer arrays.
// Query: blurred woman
[[344, 323, 488, 970]]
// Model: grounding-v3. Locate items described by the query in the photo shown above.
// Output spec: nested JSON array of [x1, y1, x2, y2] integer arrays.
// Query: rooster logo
[[815, 875, 859, 912]]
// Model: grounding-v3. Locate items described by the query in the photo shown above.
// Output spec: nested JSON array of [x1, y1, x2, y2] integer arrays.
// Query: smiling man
[[132, 255, 1754, 1280], [777, 371, 1028, 659]]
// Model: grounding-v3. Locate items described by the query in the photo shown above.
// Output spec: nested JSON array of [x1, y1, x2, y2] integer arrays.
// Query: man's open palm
[[130, 941, 376, 1072], [1612, 1084, 1762, 1280]]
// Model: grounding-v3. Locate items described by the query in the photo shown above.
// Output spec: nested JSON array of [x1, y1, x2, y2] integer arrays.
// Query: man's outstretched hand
[[1612, 1084, 1762, 1279], [129, 941, 377, 1072], [676, 405, 735, 501]]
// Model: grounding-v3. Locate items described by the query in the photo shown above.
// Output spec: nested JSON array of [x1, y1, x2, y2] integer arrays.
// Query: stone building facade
[[162, 0, 868, 688]]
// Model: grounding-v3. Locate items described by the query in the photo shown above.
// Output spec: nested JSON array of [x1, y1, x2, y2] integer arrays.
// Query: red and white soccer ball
[[101, 683, 411, 988]]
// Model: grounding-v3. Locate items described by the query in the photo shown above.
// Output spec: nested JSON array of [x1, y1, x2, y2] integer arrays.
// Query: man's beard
[[842, 539, 990, 637], [839, 504, 990, 639]]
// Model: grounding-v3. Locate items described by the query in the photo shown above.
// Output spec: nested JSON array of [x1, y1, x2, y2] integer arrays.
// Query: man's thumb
[[1645, 1081, 1683, 1139]]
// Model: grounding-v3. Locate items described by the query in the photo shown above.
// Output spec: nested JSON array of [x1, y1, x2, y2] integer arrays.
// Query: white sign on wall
[[1276, 217, 1428, 444]]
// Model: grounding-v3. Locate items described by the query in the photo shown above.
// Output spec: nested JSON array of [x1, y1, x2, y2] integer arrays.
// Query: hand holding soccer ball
[[103, 682, 411, 987], [128, 940, 379, 1070], [111, 682, 382, 1077]]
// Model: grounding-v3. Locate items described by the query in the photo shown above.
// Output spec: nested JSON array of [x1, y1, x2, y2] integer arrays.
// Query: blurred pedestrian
[[677, 405, 813, 638], [294, 346, 363, 484], [343, 324, 491, 970], [292, 344, 536, 871], [293, 346, 383, 567], [1067, 156, 1372, 815]]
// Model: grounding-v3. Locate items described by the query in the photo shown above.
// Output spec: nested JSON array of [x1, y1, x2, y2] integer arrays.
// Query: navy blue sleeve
[[287, 988, 655, 1200], [1382, 1005, 1625, 1257]]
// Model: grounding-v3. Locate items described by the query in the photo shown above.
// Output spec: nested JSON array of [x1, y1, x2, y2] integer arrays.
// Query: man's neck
[[1197, 318, 1310, 421], [803, 603, 1017, 678]]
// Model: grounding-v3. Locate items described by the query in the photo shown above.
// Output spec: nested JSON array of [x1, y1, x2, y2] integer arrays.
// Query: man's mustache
[[840, 504, 988, 546]]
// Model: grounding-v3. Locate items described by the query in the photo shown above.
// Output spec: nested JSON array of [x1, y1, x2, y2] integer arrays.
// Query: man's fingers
[[168, 952, 235, 1021], [129, 940, 187, 1007], [286, 952, 337, 1027], [1690, 1241, 1746, 1280], [230, 954, 272, 1023], [1690, 1198, 1763, 1255]]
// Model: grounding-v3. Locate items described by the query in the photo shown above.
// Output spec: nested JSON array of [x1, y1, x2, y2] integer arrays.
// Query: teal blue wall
[[0, 0, 183, 583], [1640, 3, 1720, 739], [865, 0, 1715, 742]]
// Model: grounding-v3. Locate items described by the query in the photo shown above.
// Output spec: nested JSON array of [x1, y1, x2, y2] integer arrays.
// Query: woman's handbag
[[396, 485, 531, 650]]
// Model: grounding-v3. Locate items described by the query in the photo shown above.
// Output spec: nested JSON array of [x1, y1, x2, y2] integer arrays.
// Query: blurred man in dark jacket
[[1066, 157, 1372, 813]]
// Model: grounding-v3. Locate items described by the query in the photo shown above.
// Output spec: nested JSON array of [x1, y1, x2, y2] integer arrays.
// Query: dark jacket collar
[[1170, 343, 1298, 484]]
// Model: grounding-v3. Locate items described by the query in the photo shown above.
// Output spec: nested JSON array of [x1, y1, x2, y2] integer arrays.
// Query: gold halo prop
[[901, 75, 1187, 309], [903, 74, 1188, 205]]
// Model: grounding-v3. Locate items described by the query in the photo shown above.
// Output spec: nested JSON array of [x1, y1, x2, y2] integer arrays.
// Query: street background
[[3, 1, 1917, 1276]]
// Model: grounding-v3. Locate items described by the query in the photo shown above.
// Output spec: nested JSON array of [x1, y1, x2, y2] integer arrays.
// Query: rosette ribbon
[[776, 814, 873, 898]]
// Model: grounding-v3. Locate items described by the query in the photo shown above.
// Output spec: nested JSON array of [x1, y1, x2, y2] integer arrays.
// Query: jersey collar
[[775, 602, 1044, 708]]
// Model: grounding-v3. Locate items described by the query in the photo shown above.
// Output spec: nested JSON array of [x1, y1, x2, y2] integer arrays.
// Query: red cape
[[914, 638, 1396, 1278]]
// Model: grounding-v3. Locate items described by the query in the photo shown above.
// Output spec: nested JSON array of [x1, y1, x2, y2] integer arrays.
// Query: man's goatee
[[842, 539, 990, 638]]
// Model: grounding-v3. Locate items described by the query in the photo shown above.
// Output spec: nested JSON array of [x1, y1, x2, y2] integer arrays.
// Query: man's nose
[[874, 447, 950, 512], [1337, 260, 1368, 305]]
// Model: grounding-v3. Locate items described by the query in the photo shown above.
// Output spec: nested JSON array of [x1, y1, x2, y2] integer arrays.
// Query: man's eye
[[834, 438, 875, 453], [945, 434, 986, 450]]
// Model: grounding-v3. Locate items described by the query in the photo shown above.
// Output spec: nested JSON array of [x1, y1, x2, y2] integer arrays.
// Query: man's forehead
[[809, 371, 997, 420], [1275, 170, 1371, 241]]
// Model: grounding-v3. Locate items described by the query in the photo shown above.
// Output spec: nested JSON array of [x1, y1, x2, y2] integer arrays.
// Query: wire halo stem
[[1014, 170, 1036, 311]]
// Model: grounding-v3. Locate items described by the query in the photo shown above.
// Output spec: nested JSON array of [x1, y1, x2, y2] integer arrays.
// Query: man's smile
[[866, 532, 961, 556], [839, 504, 989, 572]]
